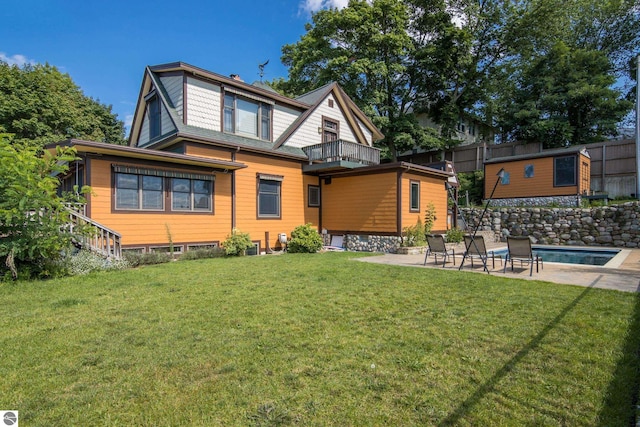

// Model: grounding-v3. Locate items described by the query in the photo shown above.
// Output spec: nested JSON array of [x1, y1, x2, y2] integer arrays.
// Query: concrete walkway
[[357, 242, 640, 293]]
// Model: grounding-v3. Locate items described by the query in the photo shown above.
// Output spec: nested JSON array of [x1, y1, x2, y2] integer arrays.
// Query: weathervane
[[258, 59, 269, 82]]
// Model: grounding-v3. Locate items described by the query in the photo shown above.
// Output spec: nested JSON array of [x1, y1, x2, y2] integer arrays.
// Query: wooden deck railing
[[303, 140, 380, 166], [65, 207, 122, 259]]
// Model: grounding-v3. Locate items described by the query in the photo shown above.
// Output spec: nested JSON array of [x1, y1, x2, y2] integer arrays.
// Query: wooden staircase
[[65, 205, 122, 259]]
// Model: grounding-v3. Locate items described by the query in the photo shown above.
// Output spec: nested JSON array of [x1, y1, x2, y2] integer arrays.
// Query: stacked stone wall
[[460, 202, 640, 248], [488, 195, 580, 208]]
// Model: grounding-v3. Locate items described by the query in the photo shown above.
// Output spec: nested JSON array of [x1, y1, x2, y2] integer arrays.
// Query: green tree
[[0, 62, 126, 148], [276, 0, 445, 161], [489, 0, 639, 144], [500, 43, 633, 147], [0, 134, 85, 279]]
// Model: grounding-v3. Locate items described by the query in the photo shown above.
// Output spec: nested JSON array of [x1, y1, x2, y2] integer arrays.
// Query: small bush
[[445, 227, 465, 243], [67, 250, 130, 275], [123, 251, 171, 267], [401, 219, 426, 247], [222, 229, 253, 256], [179, 247, 224, 261], [287, 224, 323, 253]]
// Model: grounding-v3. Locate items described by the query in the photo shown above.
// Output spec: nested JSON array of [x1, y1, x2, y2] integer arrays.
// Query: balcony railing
[[303, 140, 380, 166]]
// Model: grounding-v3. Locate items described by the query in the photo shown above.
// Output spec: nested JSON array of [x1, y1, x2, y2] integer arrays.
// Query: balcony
[[302, 140, 380, 173]]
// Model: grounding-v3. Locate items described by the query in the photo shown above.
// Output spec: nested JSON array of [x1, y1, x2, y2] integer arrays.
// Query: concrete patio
[[357, 241, 640, 293]]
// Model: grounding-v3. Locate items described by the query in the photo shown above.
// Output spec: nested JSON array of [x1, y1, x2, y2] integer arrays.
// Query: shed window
[[409, 181, 420, 212], [501, 171, 510, 185], [554, 156, 576, 186], [524, 164, 534, 178]]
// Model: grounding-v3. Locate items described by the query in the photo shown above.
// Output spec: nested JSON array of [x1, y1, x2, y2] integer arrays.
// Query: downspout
[[231, 151, 236, 229]]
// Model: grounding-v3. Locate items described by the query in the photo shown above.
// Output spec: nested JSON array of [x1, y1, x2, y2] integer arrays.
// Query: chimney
[[230, 74, 243, 82]]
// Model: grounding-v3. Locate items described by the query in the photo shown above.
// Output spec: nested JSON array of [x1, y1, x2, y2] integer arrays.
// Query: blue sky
[[1, 0, 348, 134]]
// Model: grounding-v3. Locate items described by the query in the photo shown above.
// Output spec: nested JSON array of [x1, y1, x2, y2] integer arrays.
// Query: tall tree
[[491, 0, 640, 145], [0, 62, 126, 147], [500, 43, 633, 147], [277, 0, 447, 161]]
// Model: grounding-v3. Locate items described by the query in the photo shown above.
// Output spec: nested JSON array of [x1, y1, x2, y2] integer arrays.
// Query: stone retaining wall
[[460, 202, 640, 248], [343, 235, 401, 252], [487, 195, 580, 208]]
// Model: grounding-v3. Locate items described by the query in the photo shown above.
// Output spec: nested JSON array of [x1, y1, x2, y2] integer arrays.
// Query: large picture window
[[554, 156, 576, 186], [115, 173, 164, 210], [114, 167, 214, 213], [224, 93, 271, 141], [258, 176, 282, 218]]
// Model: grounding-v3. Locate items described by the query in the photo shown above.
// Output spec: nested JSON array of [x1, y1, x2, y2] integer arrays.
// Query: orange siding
[[485, 155, 588, 199], [185, 144, 233, 161], [578, 153, 591, 194], [303, 175, 321, 226], [401, 173, 448, 232], [322, 173, 398, 233], [234, 152, 315, 250], [88, 159, 232, 247]]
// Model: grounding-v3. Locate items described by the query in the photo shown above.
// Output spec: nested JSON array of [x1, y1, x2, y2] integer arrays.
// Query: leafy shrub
[[445, 227, 465, 243], [424, 202, 437, 234], [179, 247, 224, 261], [287, 224, 323, 253], [222, 229, 253, 256], [67, 250, 130, 275], [401, 219, 426, 247], [0, 136, 91, 279], [123, 251, 171, 267]]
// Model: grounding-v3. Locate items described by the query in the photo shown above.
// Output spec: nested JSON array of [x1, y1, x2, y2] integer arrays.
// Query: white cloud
[[124, 114, 134, 129], [0, 52, 36, 67], [300, 0, 350, 13]]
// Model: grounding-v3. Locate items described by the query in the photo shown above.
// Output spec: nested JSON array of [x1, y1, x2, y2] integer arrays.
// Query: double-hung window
[[224, 93, 271, 140], [172, 178, 212, 212], [257, 174, 282, 218], [115, 173, 164, 210], [554, 156, 576, 186]]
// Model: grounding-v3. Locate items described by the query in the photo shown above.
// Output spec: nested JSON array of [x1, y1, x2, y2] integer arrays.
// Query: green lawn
[[1, 252, 639, 426]]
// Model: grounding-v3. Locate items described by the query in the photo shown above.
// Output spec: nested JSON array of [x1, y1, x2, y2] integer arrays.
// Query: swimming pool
[[493, 246, 622, 267]]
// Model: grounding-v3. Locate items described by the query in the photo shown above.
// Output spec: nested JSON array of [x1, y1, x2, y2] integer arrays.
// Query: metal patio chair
[[460, 235, 502, 270], [503, 236, 543, 276], [424, 234, 456, 267]]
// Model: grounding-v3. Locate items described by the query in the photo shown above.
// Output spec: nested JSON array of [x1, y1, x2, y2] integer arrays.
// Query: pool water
[[494, 246, 620, 266]]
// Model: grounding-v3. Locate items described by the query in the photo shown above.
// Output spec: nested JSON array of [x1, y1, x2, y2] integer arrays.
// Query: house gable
[[130, 62, 382, 162], [274, 83, 382, 150]]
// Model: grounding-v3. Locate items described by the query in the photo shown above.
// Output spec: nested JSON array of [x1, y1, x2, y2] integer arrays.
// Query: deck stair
[[65, 205, 122, 259]]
